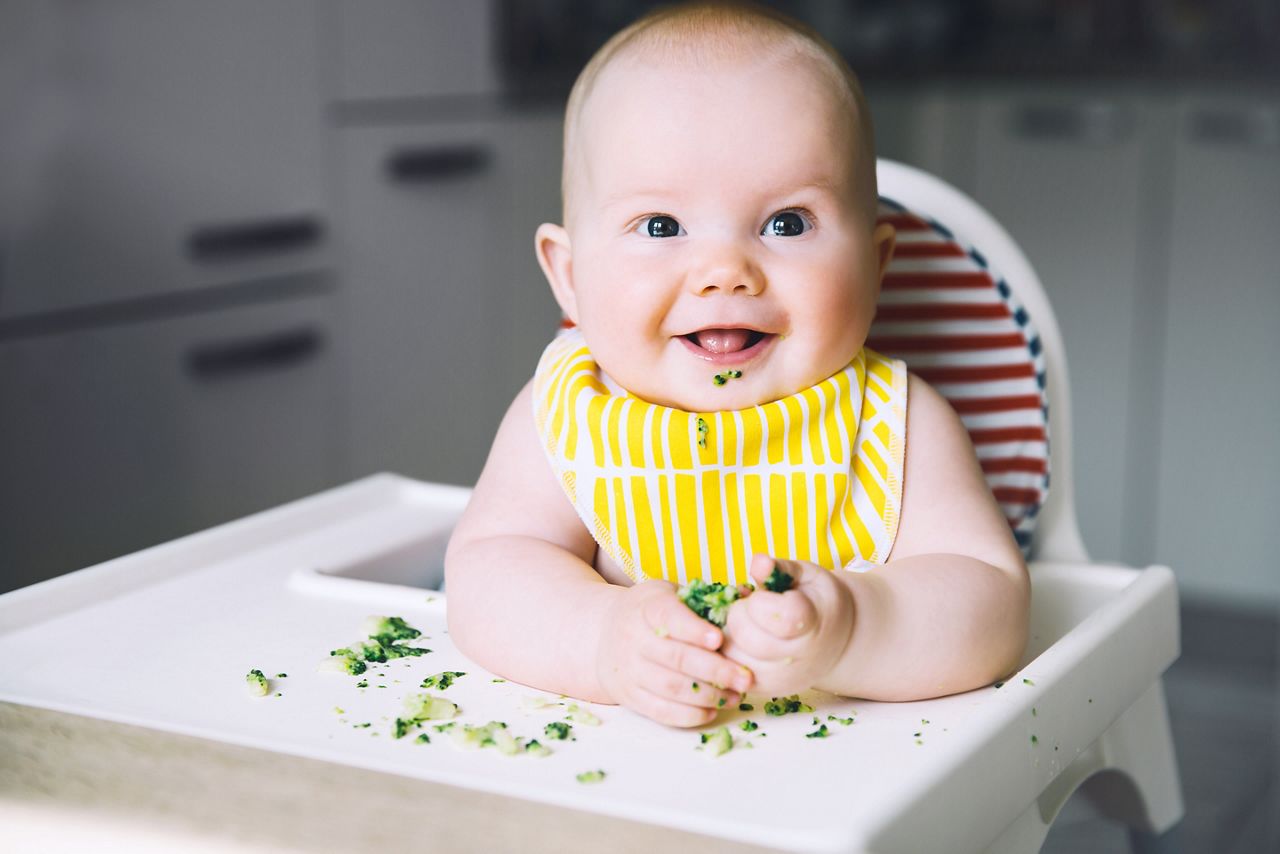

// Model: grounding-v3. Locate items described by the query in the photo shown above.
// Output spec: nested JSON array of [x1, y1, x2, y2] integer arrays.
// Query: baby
[[445, 2, 1029, 727]]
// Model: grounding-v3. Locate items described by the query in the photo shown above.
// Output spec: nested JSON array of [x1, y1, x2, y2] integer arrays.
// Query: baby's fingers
[[641, 637, 753, 695], [643, 587, 723, 650], [744, 586, 817, 642]]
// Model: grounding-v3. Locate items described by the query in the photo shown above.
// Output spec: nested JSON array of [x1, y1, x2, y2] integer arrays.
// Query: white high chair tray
[[0, 474, 1178, 853]]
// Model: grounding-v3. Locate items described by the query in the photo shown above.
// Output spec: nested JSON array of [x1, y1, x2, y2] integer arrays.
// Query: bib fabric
[[532, 329, 908, 586]]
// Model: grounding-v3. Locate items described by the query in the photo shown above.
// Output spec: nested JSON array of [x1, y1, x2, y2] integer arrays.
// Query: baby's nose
[[688, 247, 765, 296]]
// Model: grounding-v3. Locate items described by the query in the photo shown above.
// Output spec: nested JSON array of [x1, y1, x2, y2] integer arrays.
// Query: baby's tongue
[[693, 328, 753, 354]]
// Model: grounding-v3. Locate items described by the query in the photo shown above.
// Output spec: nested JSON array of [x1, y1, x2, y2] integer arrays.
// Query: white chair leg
[[1081, 681, 1184, 845]]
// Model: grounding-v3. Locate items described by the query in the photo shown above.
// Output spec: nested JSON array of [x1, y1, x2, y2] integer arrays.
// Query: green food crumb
[[544, 721, 572, 741], [764, 695, 813, 716], [364, 615, 421, 643], [492, 678, 506, 683], [1031, 734, 1039, 745], [354, 722, 371, 729], [276, 673, 288, 679], [393, 717, 418, 739], [806, 724, 830, 739], [699, 726, 734, 757], [740, 720, 759, 732], [565, 703, 601, 726], [356, 679, 368, 688], [416, 733, 431, 744], [333, 707, 345, 715], [433, 722, 457, 733], [828, 715, 855, 726], [676, 578, 743, 627], [1023, 678, 1035, 686], [696, 417, 709, 449], [691, 682, 700, 692], [402, 693, 459, 722], [994, 681, 1004, 689], [420, 671, 466, 690], [716, 697, 726, 708], [245, 669, 269, 697], [1032, 707, 1038, 716], [763, 565, 794, 593], [739, 703, 754, 712], [713, 374, 728, 386], [576, 770, 606, 784]]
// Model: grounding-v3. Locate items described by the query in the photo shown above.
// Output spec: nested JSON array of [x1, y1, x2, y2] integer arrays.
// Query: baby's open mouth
[[684, 328, 767, 354], [679, 328, 775, 364]]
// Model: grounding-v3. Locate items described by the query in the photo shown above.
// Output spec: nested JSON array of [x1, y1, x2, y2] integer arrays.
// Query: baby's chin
[[620, 376, 791, 414]]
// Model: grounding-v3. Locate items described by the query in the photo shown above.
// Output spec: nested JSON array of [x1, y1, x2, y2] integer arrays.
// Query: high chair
[[0, 162, 1184, 853], [870, 158, 1184, 852]]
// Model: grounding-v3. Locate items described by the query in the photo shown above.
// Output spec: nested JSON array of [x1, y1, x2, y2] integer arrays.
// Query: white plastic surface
[[0, 474, 1179, 854]]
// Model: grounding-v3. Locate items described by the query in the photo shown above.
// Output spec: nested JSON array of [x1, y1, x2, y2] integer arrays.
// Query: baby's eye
[[640, 215, 684, 238], [763, 210, 812, 238]]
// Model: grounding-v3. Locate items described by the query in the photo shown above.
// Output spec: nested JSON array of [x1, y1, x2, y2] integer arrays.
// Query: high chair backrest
[[871, 160, 1088, 563]]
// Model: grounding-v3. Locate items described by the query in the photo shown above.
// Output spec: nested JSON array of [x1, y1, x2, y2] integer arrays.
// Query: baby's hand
[[720, 554, 855, 696], [596, 580, 753, 727]]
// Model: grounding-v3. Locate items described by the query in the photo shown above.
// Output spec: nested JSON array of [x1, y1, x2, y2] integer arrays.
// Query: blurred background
[[0, 0, 1276, 847]]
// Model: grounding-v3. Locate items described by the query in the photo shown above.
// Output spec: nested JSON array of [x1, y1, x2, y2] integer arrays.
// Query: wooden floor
[[1043, 597, 1279, 853]]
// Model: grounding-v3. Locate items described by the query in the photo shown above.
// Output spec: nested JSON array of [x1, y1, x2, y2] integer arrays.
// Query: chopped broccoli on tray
[[364, 615, 421, 643], [698, 726, 734, 757], [576, 770, 607, 784], [544, 721, 572, 741], [764, 695, 813, 716], [676, 579, 745, 627], [245, 669, 269, 697], [420, 671, 466, 690]]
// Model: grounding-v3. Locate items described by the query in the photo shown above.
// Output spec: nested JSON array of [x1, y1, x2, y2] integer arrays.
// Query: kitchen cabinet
[[1151, 93, 1280, 602], [327, 0, 499, 102], [0, 292, 344, 593], [336, 111, 563, 486], [0, 1, 331, 319]]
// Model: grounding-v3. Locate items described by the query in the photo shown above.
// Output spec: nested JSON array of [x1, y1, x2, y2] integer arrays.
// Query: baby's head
[[535, 1, 895, 412]]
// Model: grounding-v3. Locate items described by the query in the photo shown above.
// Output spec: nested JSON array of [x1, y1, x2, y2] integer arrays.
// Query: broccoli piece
[[740, 719, 758, 732], [764, 695, 813, 716], [544, 721, 572, 741], [676, 578, 744, 627], [738, 702, 754, 712], [415, 733, 431, 744], [699, 726, 734, 757], [827, 715, 856, 726], [420, 671, 466, 690], [402, 693, 459, 722], [393, 717, 418, 739], [806, 724, 830, 739], [323, 652, 367, 676], [364, 615, 421, 643], [246, 669, 269, 697], [565, 703, 601, 726], [576, 770, 606, 784], [448, 721, 549, 757], [763, 565, 794, 593]]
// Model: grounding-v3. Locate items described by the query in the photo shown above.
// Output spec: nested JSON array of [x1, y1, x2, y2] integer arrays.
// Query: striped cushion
[[869, 197, 1050, 554]]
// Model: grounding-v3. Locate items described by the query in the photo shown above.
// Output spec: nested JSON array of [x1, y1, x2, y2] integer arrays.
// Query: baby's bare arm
[[446, 381, 750, 720], [815, 373, 1030, 699], [445, 380, 619, 701]]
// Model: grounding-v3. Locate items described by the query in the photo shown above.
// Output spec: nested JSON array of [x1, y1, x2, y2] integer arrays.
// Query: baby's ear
[[872, 221, 896, 286], [875, 222, 896, 285], [534, 223, 578, 324]]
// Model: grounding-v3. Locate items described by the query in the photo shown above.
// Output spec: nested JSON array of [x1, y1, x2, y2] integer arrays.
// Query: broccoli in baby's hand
[[762, 565, 794, 593], [677, 578, 745, 627]]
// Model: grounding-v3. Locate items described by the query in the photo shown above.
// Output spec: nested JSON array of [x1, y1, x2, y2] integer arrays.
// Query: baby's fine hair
[[560, 0, 878, 223]]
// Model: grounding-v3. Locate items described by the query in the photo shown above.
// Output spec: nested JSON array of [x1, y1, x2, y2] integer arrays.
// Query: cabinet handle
[[385, 144, 491, 184], [186, 215, 324, 263], [1011, 103, 1130, 144], [185, 327, 323, 381], [1188, 107, 1280, 148]]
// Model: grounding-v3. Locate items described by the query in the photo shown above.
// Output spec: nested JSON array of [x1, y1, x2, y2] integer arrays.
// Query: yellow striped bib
[[532, 329, 908, 585]]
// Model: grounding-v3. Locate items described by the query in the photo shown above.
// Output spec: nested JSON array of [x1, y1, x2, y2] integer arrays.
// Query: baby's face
[[554, 52, 891, 411]]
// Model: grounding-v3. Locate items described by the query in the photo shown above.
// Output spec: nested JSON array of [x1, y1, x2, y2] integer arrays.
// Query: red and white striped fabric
[[869, 198, 1050, 553]]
